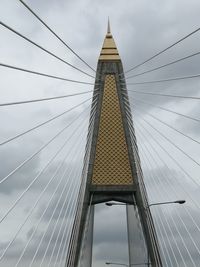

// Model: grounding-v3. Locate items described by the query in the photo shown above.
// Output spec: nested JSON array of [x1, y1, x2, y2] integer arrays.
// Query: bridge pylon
[[66, 22, 163, 267]]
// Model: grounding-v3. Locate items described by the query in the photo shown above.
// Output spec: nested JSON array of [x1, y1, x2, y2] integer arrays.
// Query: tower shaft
[[66, 24, 163, 267]]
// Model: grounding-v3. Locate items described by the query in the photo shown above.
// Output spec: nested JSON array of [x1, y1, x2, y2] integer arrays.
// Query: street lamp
[[105, 200, 185, 267], [147, 200, 186, 208], [105, 202, 129, 206], [105, 262, 128, 266], [105, 262, 150, 266], [105, 202, 136, 206], [105, 200, 186, 207]]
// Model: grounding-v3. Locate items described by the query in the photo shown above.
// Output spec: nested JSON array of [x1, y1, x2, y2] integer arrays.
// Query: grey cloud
[[1, 0, 200, 266]]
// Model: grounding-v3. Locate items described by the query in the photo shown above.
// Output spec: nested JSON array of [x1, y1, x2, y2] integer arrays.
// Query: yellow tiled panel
[[92, 75, 133, 185]]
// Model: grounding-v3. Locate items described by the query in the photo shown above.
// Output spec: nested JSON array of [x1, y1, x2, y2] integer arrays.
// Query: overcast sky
[[1, 0, 200, 266]]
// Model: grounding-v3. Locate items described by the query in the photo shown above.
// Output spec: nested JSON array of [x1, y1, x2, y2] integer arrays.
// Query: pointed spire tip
[[107, 17, 111, 34]]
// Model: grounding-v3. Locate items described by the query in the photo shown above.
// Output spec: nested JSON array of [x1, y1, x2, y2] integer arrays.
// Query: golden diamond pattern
[[92, 75, 133, 185]]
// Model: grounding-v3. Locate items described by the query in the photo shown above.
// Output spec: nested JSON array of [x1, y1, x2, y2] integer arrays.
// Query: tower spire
[[107, 17, 111, 34], [99, 19, 120, 61]]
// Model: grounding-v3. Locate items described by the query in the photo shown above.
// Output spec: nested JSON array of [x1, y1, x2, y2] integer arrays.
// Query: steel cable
[[135, 122, 200, 210], [126, 89, 200, 100], [28, 146, 84, 267], [0, 62, 95, 85], [0, 98, 97, 185], [0, 110, 89, 225], [62, 118, 96, 266], [126, 51, 200, 80], [39, 157, 85, 267], [123, 101, 186, 266], [134, 118, 200, 188], [0, 21, 95, 79], [129, 96, 200, 123], [18, 0, 95, 72], [125, 26, 200, 74], [0, 90, 94, 107], [140, 145, 199, 266], [126, 73, 200, 85], [140, 135, 200, 238], [143, 166, 191, 267], [0, 116, 88, 262], [63, 104, 97, 266], [139, 141, 194, 266], [133, 104, 200, 145], [40, 116, 95, 267], [123, 101, 200, 188], [122, 101, 163, 265], [0, 96, 95, 146], [142, 154, 180, 266], [14, 117, 90, 267], [50, 113, 96, 267], [138, 116, 200, 168], [57, 130, 95, 266], [0, 99, 96, 188], [23, 103, 96, 266]]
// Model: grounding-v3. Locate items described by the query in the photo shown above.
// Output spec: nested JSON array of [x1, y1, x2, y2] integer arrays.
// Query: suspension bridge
[[1, 1, 200, 267]]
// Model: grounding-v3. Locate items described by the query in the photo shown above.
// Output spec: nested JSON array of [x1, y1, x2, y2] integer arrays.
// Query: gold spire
[[107, 18, 111, 34], [99, 21, 120, 61]]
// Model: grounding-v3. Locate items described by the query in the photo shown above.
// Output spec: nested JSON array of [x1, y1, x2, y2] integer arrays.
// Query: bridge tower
[[66, 22, 163, 267]]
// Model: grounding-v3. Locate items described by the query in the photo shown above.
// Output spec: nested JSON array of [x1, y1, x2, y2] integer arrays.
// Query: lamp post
[[105, 202, 130, 206], [147, 200, 185, 208], [105, 263, 128, 266], [105, 200, 186, 207], [105, 200, 186, 266], [105, 262, 150, 266]]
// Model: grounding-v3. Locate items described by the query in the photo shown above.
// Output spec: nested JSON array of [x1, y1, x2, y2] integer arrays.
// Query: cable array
[[0, 120, 85, 262], [126, 89, 200, 100], [129, 96, 200, 123], [0, 101, 97, 224], [1, 1, 98, 266], [126, 96, 200, 186], [138, 148, 198, 266], [14, 105, 97, 266], [0, 62, 95, 85], [123, 82, 200, 266], [135, 122, 200, 210], [134, 105, 200, 145], [126, 50, 200, 80], [122, 92, 163, 266], [0, 3, 97, 262], [28, 128, 89, 267], [0, 21, 94, 79], [0, 97, 97, 266], [135, 129, 200, 266], [18, 0, 95, 72], [126, 73, 200, 85], [125, 26, 200, 74], [14, 134, 83, 267], [0, 96, 95, 146], [0, 90, 93, 107]]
